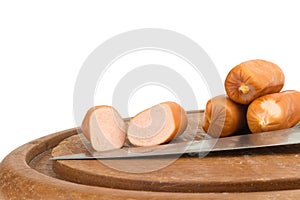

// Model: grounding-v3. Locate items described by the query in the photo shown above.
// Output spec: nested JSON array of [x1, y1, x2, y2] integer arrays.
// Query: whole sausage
[[247, 90, 300, 133], [225, 59, 285, 105], [203, 95, 248, 137], [127, 102, 188, 146], [81, 105, 127, 151]]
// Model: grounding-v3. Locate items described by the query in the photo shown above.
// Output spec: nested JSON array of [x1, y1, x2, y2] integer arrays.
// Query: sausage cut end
[[127, 102, 188, 147], [81, 106, 126, 152]]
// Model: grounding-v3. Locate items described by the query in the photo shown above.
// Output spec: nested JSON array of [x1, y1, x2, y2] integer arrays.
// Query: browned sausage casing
[[247, 90, 300, 133], [127, 101, 188, 146], [225, 59, 285, 105], [203, 95, 248, 137]]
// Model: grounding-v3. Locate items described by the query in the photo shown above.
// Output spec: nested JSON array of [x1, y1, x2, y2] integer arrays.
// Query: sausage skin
[[247, 90, 300, 133], [225, 59, 285, 105], [127, 102, 188, 146], [203, 95, 248, 137], [81, 106, 127, 151]]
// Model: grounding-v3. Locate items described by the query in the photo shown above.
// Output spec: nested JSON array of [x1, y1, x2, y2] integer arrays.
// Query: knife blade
[[50, 123, 300, 160]]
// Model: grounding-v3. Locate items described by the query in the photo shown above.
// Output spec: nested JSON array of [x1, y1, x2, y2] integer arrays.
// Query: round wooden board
[[1, 111, 300, 199]]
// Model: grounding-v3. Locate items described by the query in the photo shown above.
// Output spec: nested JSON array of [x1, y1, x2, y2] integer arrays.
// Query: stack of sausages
[[203, 59, 300, 137], [81, 59, 300, 152]]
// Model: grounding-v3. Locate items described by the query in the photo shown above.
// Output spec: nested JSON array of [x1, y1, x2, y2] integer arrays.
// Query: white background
[[1, 0, 300, 162]]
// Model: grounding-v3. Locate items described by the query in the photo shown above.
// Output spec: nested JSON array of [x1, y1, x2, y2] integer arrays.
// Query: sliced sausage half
[[81, 106, 127, 151], [127, 102, 188, 147]]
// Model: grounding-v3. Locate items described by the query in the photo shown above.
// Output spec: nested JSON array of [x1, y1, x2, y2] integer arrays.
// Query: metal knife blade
[[50, 123, 300, 160]]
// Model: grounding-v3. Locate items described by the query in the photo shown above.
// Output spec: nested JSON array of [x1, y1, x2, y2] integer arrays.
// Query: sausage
[[127, 102, 188, 146], [225, 59, 285, 105], [203, 95, 248, 137], [247, 90, 300, 133], [81, 105, 127, 151]]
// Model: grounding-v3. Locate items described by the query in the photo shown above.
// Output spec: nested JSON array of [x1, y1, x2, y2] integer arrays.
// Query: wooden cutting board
[[1, 111, 300, 199]]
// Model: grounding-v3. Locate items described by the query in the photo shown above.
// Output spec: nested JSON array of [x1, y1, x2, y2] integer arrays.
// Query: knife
[[50, 123, 300, 160]]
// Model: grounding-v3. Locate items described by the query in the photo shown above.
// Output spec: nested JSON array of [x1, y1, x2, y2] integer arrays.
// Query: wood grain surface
[[1, 111, 300, 199]]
